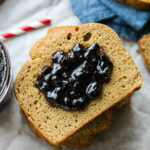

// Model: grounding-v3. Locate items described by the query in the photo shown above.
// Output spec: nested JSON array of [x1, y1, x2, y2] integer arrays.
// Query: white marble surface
[[0, 0, 149, 150]]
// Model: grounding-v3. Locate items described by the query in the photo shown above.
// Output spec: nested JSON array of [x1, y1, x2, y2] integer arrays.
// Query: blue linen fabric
[[70, 0, 150, 40]]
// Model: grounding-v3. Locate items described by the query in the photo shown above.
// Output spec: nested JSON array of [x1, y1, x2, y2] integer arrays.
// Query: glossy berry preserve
[[0, 43, 7, 92], [35, 43, 113, 110]]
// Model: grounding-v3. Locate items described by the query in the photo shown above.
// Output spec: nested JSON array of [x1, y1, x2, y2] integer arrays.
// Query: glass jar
[[0, 41, 12, 111]]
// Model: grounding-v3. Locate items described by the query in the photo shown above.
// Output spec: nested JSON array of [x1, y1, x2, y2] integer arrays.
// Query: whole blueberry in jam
[[35, 43, 113, 110]]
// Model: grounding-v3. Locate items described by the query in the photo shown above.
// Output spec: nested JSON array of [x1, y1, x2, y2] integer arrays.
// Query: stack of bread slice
[[15, 23, 142, 148]]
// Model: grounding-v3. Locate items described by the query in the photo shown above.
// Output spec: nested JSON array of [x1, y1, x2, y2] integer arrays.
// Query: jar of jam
[[0, 41, 12, 111]]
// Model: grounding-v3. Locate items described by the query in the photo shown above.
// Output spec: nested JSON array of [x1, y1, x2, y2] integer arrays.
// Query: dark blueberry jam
[[0, 43, 7, 92], [35, 43, 113, 110]]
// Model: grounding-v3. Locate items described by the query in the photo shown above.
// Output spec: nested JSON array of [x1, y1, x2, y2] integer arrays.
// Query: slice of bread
[[22, 107, 110, 145], [20, 97, 130, 148], [62, 136, 94, 148], [20, 105, 111, 147], [19, 25, 132, 148], [23, 95, 130, 148], [27, 118, 93, 148], [138, 33, 150, 71], [29, 25, 131, 140], [15, 23, 142, 145], [116, 0, 150, 10], [25, 113, 93, 148]]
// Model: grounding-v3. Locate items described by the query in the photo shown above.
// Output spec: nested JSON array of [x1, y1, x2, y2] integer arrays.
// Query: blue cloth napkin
[[70, 0, 150, 40]]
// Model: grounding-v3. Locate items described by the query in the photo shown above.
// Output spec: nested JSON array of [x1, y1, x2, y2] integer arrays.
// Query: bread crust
[[116, 0, 150, 10], [138, 33, 150, 72], [30, 26, 73, 59], [15, 23, 142, 145]]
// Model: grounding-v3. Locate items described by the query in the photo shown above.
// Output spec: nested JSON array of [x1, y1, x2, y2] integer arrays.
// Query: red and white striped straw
[[0, 18, 51, 41]]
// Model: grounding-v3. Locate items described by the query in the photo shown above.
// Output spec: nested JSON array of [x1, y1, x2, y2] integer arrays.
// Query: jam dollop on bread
[[35, 43, 113, 110], [0, 43, 7, 92]]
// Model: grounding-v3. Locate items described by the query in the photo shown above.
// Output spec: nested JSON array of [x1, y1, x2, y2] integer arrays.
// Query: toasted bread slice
[[15, 23, 142, 145], [138, 33, 150, 72]]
